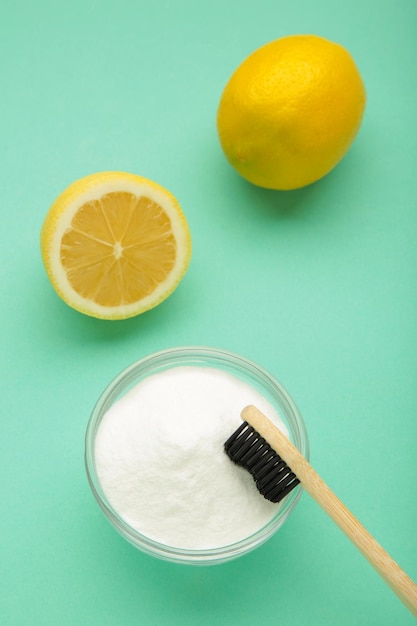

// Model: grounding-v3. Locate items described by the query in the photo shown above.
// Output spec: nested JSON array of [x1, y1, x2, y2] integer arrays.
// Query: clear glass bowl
[[85, 346, 309, 565]]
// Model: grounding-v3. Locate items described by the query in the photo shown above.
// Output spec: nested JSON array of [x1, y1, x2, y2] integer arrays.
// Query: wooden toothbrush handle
[[241, 404, 417, 618]]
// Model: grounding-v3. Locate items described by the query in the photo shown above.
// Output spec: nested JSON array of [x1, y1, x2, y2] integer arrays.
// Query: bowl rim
[[85, 345, 310, 565]]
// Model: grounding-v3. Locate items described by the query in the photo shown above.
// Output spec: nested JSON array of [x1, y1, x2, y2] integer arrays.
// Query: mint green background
[[1, 1, 416, 624]]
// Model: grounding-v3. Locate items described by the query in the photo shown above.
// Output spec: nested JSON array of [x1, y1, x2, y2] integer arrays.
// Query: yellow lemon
[[217, 34, 366, 190], [40, 171, 192, 319]]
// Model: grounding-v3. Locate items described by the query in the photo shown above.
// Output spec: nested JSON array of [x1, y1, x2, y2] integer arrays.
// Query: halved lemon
[[40, 171, 192, 320]]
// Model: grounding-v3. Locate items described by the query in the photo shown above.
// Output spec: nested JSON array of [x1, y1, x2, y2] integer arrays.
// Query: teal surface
[[1, 1, 416, 624]]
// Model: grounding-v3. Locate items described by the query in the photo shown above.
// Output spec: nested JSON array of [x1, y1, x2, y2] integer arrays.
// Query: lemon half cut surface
[[41, 172, 192, 320]]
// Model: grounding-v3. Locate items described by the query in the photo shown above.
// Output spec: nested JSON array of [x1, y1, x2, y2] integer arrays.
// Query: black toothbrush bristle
[[224, 421, 300, 504]]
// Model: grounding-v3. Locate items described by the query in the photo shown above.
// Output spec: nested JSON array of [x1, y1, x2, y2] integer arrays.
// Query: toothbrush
[[224, 404, 417, 618]]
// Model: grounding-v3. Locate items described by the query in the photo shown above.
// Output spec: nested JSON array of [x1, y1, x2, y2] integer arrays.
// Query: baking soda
[[94, 365, 289, 550]]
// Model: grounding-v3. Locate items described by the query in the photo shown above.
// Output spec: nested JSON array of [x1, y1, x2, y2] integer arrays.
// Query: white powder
[[94, 365, 289, 550]]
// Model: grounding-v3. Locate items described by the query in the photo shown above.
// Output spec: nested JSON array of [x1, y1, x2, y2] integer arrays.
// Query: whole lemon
[[216, 35, 366, 190]]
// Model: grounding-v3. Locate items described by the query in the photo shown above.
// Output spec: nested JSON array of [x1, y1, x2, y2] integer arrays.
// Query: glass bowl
[[85, 346, 309, 565]]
